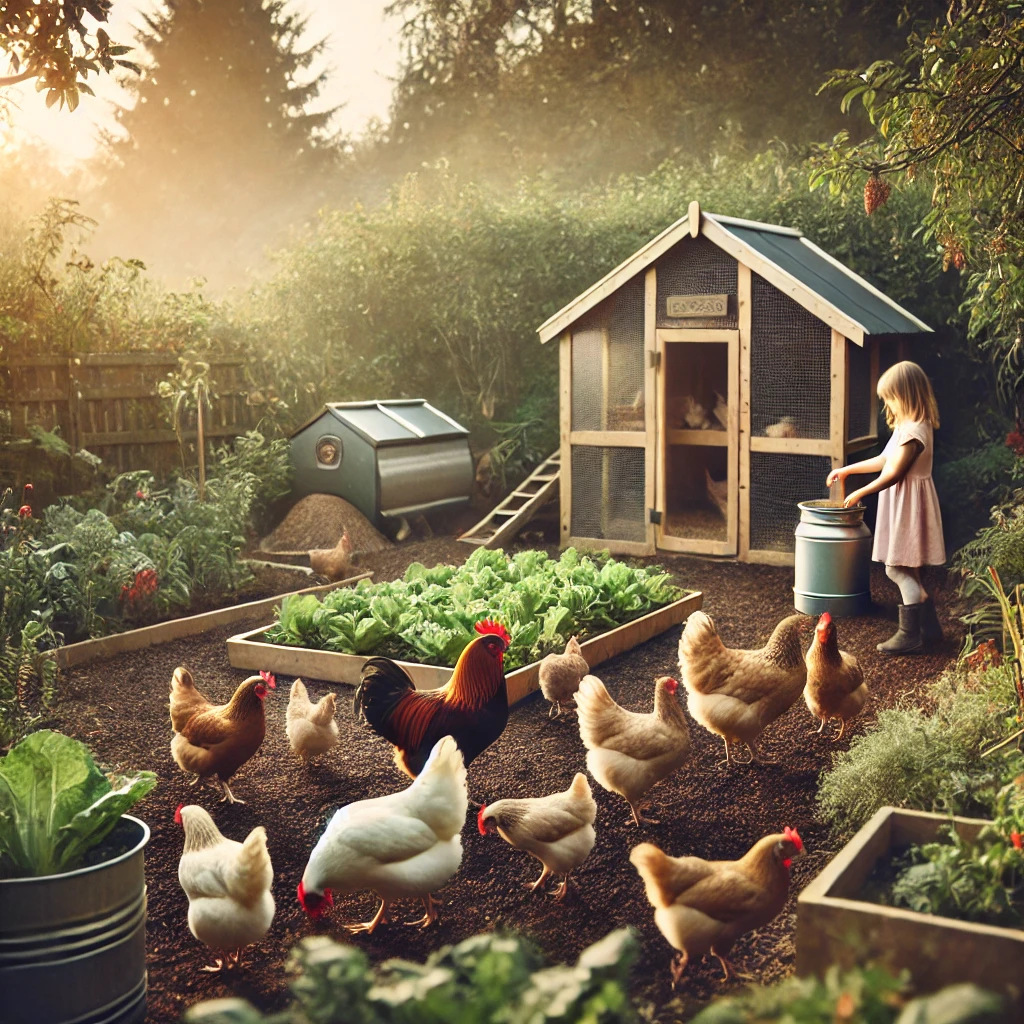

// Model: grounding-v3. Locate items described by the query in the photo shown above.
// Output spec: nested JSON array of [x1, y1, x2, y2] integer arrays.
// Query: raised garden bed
[[796, 806, 1024, 1020], [227, 590, 701, 704]]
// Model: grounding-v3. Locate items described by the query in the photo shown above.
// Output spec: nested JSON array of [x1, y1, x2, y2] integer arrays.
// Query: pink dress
[[872, 420, 946, 567]]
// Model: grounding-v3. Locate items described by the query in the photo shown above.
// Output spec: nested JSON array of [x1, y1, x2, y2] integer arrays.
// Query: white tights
[[885, 564, 927, 605]]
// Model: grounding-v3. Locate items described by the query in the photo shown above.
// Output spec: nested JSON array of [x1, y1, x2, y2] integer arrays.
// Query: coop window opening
[[315, 435, 342, 469]]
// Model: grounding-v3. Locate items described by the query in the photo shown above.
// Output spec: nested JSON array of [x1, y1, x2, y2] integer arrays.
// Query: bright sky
[[1, 0, 403, 168]]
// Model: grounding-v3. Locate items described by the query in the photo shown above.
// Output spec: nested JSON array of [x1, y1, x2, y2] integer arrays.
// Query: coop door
[[656, 330, 739, 555]]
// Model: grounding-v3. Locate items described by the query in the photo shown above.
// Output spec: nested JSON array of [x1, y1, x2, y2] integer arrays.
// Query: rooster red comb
[[259, 670, 276, 689], [174, 803, 184, 825], [477, 804, 489, 835], [475, 619, 511, 647], [783, 826, 803, 852]]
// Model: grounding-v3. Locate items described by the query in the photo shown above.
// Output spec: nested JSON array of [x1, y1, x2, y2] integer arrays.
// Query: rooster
[[354, 619, 510, 778], [170, 672, 275, 803], [630, 828, 804, 986], [804, 612, 868, 740], [678, 612, 811, 766], [297, 735, 468, 932], [176, 804, 274, 972]]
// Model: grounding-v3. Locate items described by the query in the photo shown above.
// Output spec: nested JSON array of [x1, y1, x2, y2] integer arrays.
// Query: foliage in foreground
[[0, 621, 59, 752], [183, 928, 638, 1024], [265, 546, 683, 671], [692, 966, 1004, 1024], [817, 662, 1021, 834], [0, 730, 155, 879]]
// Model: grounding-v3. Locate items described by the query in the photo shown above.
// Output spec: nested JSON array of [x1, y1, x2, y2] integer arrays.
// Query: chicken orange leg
[[669, 951, 689, 988], [344, 896, 390, 934], [628, 800, 660, 826], [550, 872, 574, 901], [408, 893, 441, 928]]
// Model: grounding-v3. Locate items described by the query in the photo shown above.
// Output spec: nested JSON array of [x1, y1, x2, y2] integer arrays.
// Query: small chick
[[176, 804, 274, 972], [478, 773, 597, 900], [538, 636, 590, 719], [804, 612, 868, 740], [286, 679, 340, 762]]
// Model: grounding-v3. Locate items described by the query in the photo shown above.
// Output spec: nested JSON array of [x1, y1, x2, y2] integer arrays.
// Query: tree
[[93, 0, 340, 285], [377, 0, 949, 186], [0, 0, 137, 110], [811, 0, 1024, 400]]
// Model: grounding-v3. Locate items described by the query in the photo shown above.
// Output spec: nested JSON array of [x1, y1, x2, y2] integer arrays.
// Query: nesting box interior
[[538, 202, 932, 564]]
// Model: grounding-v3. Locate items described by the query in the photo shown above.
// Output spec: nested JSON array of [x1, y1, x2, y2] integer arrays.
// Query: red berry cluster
[[121, 568, 159, 604], [1012, 831, 1023, 851], [1006, 424, 1024, 459]]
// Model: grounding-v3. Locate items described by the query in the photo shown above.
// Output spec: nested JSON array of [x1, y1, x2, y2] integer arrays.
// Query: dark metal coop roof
[[293, 400, 470, 448]]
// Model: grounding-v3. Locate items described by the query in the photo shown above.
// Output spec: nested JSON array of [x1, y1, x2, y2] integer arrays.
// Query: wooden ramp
[[458, 451, 560, 548]]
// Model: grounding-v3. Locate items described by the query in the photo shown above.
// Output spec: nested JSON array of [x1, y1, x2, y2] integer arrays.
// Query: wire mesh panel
[[750, 274, 831, 439], [876, 340, 900, 437], [656, 237, 739, 329], [570, 445, 647, 542], [571, 276, 646, 432], [847, 340, 873, 440], [750, 452, 831, 552]]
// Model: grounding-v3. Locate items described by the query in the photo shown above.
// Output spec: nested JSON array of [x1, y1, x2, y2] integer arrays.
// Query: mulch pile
[[49, 549, 957, 1023], [260, 494, 391, 555]]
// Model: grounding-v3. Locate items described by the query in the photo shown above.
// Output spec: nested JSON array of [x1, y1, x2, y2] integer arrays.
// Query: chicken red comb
[[297, 880, 333, 919], [783, 826, 803, 852], [475, 619, 510, 646], [174, 803, 184, 825], [817, 612, 832, 628], [260, 670, 276, 689], [477, 804, 489, 836]]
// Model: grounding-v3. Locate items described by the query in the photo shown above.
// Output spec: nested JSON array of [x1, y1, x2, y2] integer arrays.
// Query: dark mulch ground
[[50, 543, 958, 1023]]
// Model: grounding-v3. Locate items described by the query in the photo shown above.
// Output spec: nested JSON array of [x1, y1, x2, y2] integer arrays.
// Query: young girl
[[826, 360, 945, 654]]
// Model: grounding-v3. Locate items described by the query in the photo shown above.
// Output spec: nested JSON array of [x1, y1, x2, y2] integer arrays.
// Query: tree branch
[[0, 68, 38, 88]]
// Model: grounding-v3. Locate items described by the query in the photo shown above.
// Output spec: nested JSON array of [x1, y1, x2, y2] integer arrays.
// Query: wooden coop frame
[[538, 202, 932, 566]]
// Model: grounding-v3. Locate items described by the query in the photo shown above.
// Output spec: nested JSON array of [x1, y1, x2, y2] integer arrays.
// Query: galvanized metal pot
[[0, 815, 149, 1024], [793, 500, 872, 617]]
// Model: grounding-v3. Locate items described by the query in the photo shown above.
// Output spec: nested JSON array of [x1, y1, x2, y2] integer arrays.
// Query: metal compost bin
[[793, 500, 872, 617], [289, 400, 474, 528]]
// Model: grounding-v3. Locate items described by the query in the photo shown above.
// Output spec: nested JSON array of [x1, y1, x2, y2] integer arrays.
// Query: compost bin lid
[[319, 400, 470, 448]]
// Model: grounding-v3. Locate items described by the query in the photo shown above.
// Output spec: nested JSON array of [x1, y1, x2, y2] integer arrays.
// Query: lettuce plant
[[0, 730, 156, 879], [265, 547, 685, 671]]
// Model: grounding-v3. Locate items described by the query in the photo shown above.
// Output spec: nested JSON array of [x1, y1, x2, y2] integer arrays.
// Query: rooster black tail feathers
[[354, 657, 415, 734]]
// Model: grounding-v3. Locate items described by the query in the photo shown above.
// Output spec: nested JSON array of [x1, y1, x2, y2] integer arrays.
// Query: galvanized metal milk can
[[793, 500, 872, 617]]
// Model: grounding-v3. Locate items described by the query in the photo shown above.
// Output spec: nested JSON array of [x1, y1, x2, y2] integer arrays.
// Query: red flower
[[23, 484, 33, 494], [1007, 426, 1024, 459], [136, 490, 147, 500], [18, 505, 31, 518], [1012, 831, 1023, 851]]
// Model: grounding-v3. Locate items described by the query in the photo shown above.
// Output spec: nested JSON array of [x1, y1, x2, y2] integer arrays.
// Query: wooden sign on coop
[[537, 201, 933, 566]]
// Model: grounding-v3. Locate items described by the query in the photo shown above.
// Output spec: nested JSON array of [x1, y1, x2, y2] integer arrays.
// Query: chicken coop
[[289, 400, 474, 528], [537, 202, 932, 565]]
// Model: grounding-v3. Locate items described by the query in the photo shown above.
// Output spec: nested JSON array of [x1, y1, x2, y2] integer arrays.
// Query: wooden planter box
[[226, 591, 702, 706], [797, 806, 1024, 1020]]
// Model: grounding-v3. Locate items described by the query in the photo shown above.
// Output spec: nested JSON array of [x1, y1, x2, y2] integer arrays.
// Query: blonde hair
[[877, 360, 940, 429]]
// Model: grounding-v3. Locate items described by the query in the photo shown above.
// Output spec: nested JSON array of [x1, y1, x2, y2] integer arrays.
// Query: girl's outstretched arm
[[827, 453, 886, 486], [844, 440, 923, 508]]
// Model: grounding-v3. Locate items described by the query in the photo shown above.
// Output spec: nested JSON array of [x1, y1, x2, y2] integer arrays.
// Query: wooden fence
[[1, 352, 257, 475]]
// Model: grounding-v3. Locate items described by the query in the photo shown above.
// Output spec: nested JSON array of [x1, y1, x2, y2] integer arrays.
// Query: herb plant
[[0, 730, 156, 879], [264, 547, 684, 671], [182, 928, 638, 1024]]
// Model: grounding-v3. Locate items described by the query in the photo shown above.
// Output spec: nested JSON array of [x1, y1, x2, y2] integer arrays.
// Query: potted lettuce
[[0, 730, 156, 1024]]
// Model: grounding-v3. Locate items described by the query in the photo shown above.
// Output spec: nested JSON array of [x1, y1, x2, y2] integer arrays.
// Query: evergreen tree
[[94, 0, 340, 285]]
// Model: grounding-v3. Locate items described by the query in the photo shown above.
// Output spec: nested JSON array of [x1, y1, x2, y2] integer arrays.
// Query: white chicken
[[576, 674, 691, 826], [175, 804, 275, 972], [477, 772, 597, 899], [286, 679, 340, 762], [297, 735, 468, 933]]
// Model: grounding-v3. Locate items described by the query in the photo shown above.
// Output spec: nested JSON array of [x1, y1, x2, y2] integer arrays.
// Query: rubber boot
[[920, 596, 943, 648], [877, 603, 924, 655]]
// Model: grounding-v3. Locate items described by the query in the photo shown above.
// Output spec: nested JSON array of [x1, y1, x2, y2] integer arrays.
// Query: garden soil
[[49, 547, 957, 1023], [260, 494, 391, 555]]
